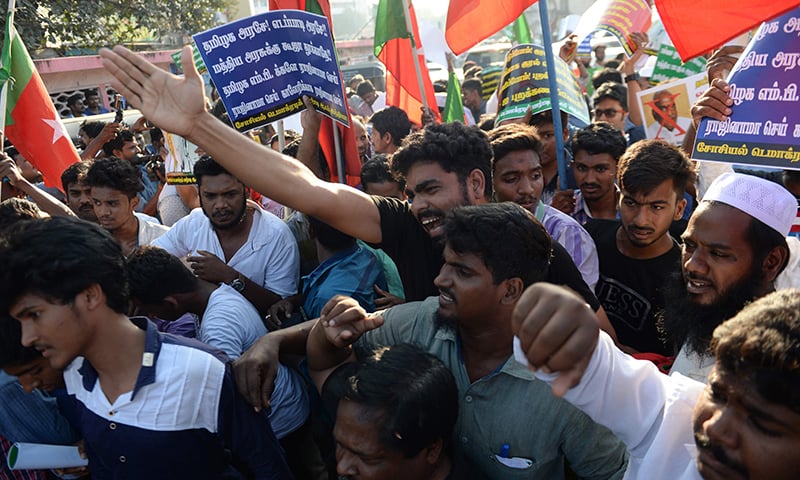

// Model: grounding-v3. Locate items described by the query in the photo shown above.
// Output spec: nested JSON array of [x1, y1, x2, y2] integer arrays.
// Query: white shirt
[[515, 332, 706, 479], [153, 207, 300, 298], [202, 284, 309, 438]]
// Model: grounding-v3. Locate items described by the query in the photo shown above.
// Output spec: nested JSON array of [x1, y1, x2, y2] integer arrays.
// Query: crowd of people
[[0, 23, 798, 480]]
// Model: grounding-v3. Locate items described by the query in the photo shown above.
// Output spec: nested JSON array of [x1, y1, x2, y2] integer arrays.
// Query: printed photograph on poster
[[163, 132, 202, 185], [637, 73, 706, 146]]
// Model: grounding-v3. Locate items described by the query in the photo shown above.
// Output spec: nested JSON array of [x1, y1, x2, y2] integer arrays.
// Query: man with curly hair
[[86, 157, 168, 256]]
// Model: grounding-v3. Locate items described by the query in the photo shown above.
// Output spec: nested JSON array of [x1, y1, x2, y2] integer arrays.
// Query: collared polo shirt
[[358, 298, 628, 480], [61, 317, 291, 479]]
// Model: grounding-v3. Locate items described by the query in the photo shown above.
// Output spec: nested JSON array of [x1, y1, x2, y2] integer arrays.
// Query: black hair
[[67, 93, 84, 107], [617, 140, 695, 198], [528, 109, 569, 133], [488, 124, 543, 170], [369, 106, 412, 147], [0, 198, 41, 232], [591, 68, 623, 90], [356, 80, 376, 97], [61, 160, 93, 192], [0, 216, 129, 315], [308, 216, 355, 251], [86, 157, 144, 199], [712, 289, 800, 414], [592, 81, 628, 111], [193, 155, 241, 187], [211, 98, 233, 127], [149, 128, 164, 143], [360, 154, 404, 191], [443, 203, 552, 287], [570, 122, 627, 161], [392, 122, 493, 199], [102, 128, 136, 157], [461, 78, 482, 93], [329, 343, 458, 458], [126, 246, 198, 305], [0, 317, 40, 368], [79, 121, 106, 140]]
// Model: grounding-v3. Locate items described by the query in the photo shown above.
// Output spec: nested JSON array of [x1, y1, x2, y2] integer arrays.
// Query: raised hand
[[99, 45, 206, 138], [511, 283, 599, 397]]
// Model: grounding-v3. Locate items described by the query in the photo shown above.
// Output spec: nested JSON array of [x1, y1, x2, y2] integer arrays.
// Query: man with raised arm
[[512, 283, 800, 480], [98, 46, 603, 409]]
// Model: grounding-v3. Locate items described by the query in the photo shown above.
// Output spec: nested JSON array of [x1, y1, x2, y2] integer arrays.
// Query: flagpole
[[537, 0, 569, 190], [276, 120, 285, 151], [333, 123, 345, 184], [0, 0, 15, 144], [400, 0, 430, 114]]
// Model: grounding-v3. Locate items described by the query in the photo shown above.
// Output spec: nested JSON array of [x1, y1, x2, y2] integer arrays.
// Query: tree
[[2, 0, 234, 55]]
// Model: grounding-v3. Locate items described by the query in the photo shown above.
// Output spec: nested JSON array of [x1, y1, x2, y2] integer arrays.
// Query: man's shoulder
[[365, 297, 441, 344], [205, 285, 263, 326], [542, 204, 590, 235], [250, 206, 294, 238], [584, 218, 620, 242]]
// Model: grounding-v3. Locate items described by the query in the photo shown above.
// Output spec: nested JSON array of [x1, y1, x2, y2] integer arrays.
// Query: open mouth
[[420, 215, 443, 233], [686, 277, 713, 294]]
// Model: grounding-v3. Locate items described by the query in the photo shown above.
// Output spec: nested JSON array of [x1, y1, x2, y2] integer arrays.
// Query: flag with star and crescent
[[1, 2, 80, 190]]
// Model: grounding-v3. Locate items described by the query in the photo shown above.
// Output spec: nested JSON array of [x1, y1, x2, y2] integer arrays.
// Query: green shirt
[[359, 297, 628, 480]]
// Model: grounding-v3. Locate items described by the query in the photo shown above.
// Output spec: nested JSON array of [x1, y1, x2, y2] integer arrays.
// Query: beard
[[659, 266, 766, 357], [434, 309, 458, 333], [202, 195, 247, 230]]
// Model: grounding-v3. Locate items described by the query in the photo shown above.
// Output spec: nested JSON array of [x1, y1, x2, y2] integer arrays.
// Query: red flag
[[269, 0, 361, 185], [1, 24, 80, 190], [446, 0, 538, 55], [655, 0, 800, 61], [375, 0, 440, 126]]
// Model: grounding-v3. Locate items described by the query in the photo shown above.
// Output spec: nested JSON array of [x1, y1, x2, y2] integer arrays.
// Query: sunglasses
[[592, 108, 622, 118]]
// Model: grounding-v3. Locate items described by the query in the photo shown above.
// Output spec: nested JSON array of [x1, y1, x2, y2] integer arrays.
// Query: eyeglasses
[[592, 108, 622, 118]]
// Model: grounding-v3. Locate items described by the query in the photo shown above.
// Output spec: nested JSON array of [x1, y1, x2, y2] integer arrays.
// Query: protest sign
[[692, 7, 800, 169], [163, 132, 203, 185], [193, 10, 348, 133], [638, 72, 707, 146], [496, 44, 591, 126], [571, 0, 652, 57], [650, 44, 706, 84]]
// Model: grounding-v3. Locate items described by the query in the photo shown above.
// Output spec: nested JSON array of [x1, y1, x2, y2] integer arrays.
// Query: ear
[[673, 196, 687, 221], [762, 245, 789, 283], [424, 438, 444, 465], [130, 195, 140, 211], [80, 283, 106, 311], [500, 277, 524, 305], [381, 131, 392, 146], [467, 168, 486, 202]]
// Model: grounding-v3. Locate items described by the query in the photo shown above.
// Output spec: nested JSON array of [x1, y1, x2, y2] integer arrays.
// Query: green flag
[[443, 70, 465, 123], [512, 14, 532, 45], [374, 0, 413, 57]]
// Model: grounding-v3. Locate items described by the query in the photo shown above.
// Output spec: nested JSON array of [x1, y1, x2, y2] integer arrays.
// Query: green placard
[[650, 44, 706, 84]]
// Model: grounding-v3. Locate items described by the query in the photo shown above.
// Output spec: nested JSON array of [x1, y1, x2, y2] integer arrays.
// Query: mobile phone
[[114, 95, 124, 123]]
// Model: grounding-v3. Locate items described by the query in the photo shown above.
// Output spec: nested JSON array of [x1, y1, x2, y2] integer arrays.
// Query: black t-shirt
[[372, 196, 601, 311], [373, 196, 443, 302], [585, 219, 681, 355]]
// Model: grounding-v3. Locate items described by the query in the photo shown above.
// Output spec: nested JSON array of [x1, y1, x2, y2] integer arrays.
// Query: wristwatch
[[624, 72, 641, 83], [228, 273, 246, 293]]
